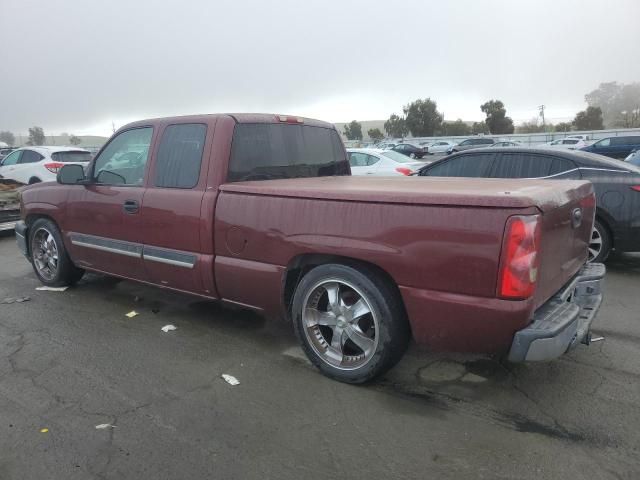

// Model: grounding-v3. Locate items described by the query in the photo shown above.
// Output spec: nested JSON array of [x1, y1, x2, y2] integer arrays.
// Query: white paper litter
[[221, 374, 240, 386], [36, 286, 68, 292], [95, 424, 116, 430], [125, 310, 139, 318], [161, 324, 177, 332]]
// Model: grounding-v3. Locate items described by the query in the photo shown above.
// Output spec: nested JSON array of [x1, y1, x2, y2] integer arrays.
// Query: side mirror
[[57, 164, 87, 185]]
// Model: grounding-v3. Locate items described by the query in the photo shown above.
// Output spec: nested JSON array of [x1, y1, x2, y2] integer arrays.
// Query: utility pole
[[538, 105, 546, 132]]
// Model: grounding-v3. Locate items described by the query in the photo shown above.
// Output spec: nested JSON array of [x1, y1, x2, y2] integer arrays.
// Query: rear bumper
[[508, 263, 605, 362], [15, 220, 29, 257]]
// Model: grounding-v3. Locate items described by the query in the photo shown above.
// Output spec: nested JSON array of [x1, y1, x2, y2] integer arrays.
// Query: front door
[[64, 127, 154, 280]]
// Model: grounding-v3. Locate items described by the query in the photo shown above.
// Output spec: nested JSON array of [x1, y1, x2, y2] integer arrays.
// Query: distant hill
[[14, 134, 109, 148]]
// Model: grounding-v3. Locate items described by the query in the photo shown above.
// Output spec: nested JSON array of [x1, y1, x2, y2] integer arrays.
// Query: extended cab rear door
[[138, 120, 216, 295]]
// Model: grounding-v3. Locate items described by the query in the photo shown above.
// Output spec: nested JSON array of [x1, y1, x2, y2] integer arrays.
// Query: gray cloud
[[1, 0, 639, 135]]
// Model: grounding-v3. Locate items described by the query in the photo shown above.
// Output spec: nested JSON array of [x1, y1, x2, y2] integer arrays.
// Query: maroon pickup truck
[[15, 114, 605, 383]]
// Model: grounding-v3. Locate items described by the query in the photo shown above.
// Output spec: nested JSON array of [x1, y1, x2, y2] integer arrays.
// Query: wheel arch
[[282, 253, 406, 322], [28, 176, 42, 184], [594, 208, 615, 248]]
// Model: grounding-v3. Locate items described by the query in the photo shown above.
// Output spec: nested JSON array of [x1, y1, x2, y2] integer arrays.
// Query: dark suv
[[447, 137, 495, 154], [581, 135, 640, 159], [418, 147, 640, 263]]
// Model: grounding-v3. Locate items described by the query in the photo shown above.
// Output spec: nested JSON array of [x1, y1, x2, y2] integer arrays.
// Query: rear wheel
[[588, 219, 611, 263], [292, 264, 409, 384], [409, 153, 416, 159], [29, 218, 84, 286], [28, 177, 41, 184]]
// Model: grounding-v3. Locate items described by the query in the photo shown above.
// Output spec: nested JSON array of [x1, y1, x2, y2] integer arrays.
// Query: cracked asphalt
[[1, 231, 639, 479]]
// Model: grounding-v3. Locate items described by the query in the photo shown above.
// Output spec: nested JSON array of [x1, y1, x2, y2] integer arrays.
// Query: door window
[[1, 150, 22, 166], [595, 138, 611, 147], [423, 153, 494, 177], [366, 154, 380, 166], [349, 152, 368, 167], [155, 124, 207, 188], [19, 150, 44, 163], [548, 157, 578, 176], [489, 153, 554, 178], [93, 127, 153, 185]]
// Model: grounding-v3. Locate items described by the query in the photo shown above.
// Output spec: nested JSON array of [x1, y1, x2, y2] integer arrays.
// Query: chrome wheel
[[32, 228, 59, 281], [302, 279, 379, 370], [588, 227, 602, 262]]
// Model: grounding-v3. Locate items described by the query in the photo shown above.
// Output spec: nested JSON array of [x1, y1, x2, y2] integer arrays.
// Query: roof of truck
[[220, 176, 593, 213], [120, 113, 334, 130]]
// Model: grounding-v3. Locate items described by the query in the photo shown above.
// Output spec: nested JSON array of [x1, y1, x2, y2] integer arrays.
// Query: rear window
[[227, 124, 349, 182], [52, 151, 92, 163]]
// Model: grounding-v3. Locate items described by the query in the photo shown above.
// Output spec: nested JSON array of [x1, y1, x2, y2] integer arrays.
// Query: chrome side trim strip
[[143, 253, 195, 269], [71, 239, 142, 258], [69, 232, 143, 258]]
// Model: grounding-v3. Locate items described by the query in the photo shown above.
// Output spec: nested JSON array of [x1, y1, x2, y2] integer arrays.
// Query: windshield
[[228, 124, 349, 182], [381, 150, 416, 163], [51, 151, 92, 163]]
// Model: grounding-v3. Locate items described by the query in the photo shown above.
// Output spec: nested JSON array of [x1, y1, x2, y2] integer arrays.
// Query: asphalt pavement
[[1, 231, 639, 479]]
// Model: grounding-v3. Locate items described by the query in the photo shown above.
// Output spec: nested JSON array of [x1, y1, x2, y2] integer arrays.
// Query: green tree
[[403, 98, 443, 137], [554, 122, 573, 133], [471, 121, 489, 134], [572, 106, 604, 130], [69, 134, 82, 145], [384, 114, 408, 138], [26, 126, 45, 146], [367, 128, 384, 141], [343, 120, 363, 140], [516, 118, 545, 134], [585, 82, 640, 128], [441, 119, 471, 136], [480, 100, 514, 134], [0, 131, 15, 146]]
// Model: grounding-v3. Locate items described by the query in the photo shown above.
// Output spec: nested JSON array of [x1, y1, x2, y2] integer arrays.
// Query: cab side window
[[93, 127, 153, 186], [154, 124, 207, 188]]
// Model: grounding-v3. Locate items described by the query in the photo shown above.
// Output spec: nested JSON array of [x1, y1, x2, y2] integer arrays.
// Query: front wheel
[[291, 264, 409, 384], [29, 218, 84, 286], [588, 219, 611, 263], [409, 153, 416, 159]]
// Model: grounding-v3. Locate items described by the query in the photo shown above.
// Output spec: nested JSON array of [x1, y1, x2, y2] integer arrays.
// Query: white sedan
[[347, 148, 428, 176], [546, 138, 586, 150], [0, 146, 92, 184], [422, 140, 455, 154]]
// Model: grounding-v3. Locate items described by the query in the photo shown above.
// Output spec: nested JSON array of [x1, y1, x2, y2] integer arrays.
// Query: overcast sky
[[1, 0, 639, 136]]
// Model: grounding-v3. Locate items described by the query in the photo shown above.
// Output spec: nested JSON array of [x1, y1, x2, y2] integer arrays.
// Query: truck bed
[[220, 176, 593, 212]]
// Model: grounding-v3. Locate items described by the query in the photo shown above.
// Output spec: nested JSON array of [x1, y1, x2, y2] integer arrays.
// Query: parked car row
[[416, 147, 640, 263]]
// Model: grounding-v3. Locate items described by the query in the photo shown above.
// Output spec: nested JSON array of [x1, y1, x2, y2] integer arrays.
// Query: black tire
[[589, 219, 611, 263], [28, 177, 41, 184], [29, 218, 84, 287], [291, 263, 410, 384]]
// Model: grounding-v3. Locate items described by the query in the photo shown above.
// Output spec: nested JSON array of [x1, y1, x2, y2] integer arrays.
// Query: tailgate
[[533, 182, 595, 309]]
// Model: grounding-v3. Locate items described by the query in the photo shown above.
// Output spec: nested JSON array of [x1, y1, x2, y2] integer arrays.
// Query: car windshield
[[51, 151, 92, 163], [381, 150, 416, 163]]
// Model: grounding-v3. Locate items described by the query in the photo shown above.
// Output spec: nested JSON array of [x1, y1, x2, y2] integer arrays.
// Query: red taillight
[[395, 167, 413, 176], [497, 215, 541, 300], [630, 185, 640, 192], [44, 162, 65, 174], [276, 115, 304, 124]]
